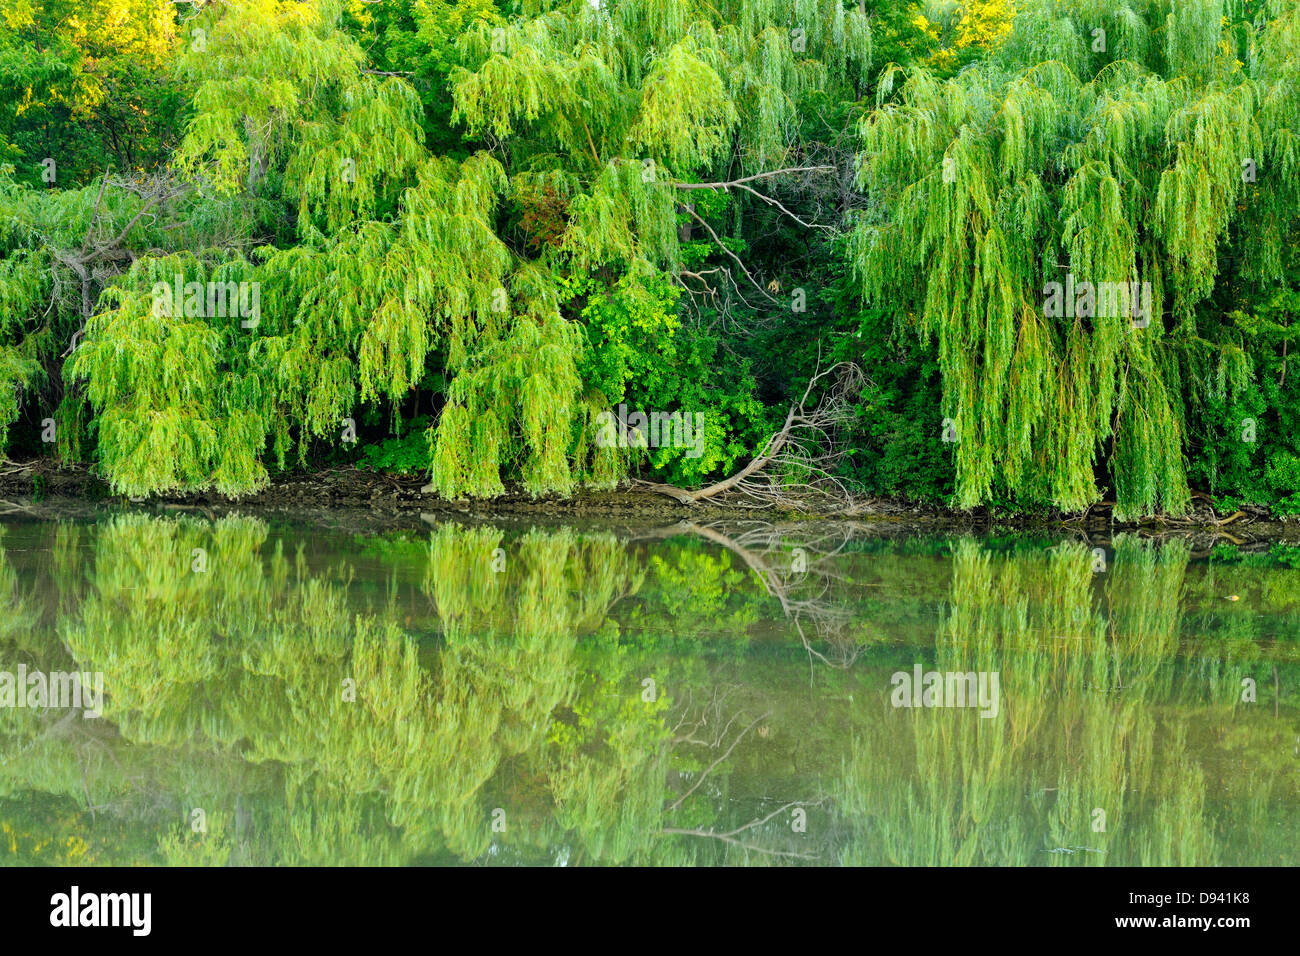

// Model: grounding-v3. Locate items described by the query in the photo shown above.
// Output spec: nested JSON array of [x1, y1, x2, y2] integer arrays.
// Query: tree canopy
[[0, 0, 1298, 516], [853, 0, 1300, 516]]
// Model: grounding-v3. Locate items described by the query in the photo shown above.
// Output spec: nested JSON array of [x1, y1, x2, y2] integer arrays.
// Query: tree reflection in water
[[0, 515, 1295, 865]]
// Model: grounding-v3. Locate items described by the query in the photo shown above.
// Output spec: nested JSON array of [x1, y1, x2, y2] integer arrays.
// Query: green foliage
[[573, 271, 771, 486], [1183, 285, 1300, 515], [67, 253, 270, 497], [0, 0, 1298, 515], [1269, 543, 1300, 568], [18, 0, 876, 499], [0, 0, 183, 185], [359, 415, 432, 474], [843, 308, 956, 502], [851, 0, 1300, 517]]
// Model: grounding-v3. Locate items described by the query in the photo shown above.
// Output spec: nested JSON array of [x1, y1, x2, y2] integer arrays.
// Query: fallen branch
[[638, 360, 864, 508]]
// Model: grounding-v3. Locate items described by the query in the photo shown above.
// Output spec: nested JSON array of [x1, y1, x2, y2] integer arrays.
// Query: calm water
[[0, 513, 1296, 865]]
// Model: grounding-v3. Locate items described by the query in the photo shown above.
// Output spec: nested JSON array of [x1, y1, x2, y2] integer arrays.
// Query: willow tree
[[417, 0, 874, 496], [49, 0, 874, 499], [851, 0, 1300, 517]]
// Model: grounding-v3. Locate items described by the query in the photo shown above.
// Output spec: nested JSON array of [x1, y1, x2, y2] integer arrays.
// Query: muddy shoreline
[[2, 460, 1296, 544]]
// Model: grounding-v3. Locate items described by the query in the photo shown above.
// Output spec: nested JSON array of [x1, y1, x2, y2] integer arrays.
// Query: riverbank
[[1, 459, 1296, 542]]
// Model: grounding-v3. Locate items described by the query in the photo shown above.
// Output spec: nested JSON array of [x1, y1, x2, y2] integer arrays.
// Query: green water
[[0, 513, 1296, 865]]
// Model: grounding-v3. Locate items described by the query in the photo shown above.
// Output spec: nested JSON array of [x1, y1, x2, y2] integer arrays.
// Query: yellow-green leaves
[[1154, 84, 1261, 312], [853, 0, 1300, 518], [428, 313, 587, 499], [36, 0, 880, 501], [628, 39, 737, 173], [67, 254, 272, 497], [175, 0, 366, 194]]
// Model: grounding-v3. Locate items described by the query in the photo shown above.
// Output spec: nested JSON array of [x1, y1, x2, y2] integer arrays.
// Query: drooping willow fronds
[[852, 0, 1300, 517], [51, 0, 874, 499]]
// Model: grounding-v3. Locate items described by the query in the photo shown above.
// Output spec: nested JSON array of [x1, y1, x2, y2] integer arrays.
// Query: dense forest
[[1, 0, 1298, 519]]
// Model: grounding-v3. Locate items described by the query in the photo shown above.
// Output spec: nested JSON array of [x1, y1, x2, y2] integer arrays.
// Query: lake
[[0, 513, 1296, 865]]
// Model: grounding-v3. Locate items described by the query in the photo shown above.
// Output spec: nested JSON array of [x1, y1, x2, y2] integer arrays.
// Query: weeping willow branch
[[850, 0, 1300, 519]]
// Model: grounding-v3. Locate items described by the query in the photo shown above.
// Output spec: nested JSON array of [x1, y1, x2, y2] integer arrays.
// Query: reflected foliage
[[0, 516, 1296, 864]]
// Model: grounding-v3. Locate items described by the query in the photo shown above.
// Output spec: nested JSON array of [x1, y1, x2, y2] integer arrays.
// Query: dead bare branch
[[637, 360, 866, 511]]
